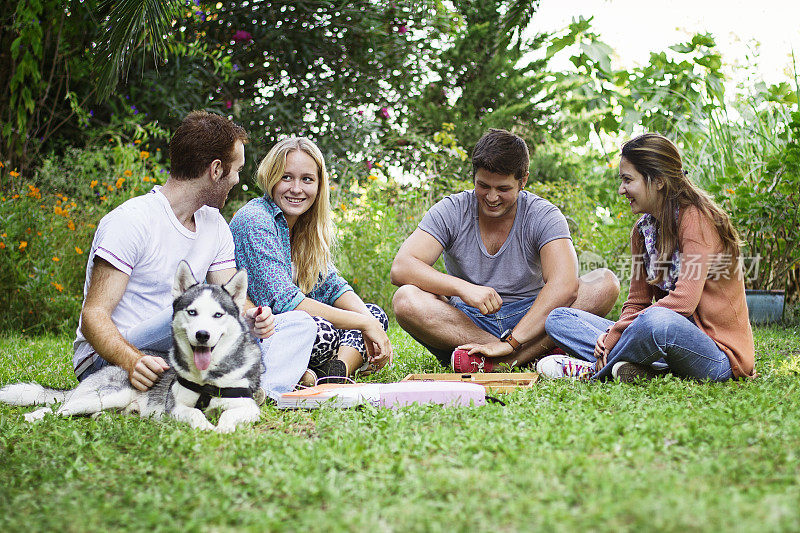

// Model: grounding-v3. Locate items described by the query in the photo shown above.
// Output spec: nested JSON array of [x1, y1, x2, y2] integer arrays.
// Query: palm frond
[[499, 0, 541, 40], [94, 0, 183, 100]]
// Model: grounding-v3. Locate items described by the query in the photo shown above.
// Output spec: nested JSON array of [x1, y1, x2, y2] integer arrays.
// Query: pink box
[[377, 381, 486, 408]]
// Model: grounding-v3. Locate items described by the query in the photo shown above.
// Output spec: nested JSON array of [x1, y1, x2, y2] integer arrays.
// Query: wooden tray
[[402, 372, 539, 394]]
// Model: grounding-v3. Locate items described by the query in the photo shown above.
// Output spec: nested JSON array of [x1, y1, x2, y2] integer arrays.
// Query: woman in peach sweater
[[537, 133, 755, 381]]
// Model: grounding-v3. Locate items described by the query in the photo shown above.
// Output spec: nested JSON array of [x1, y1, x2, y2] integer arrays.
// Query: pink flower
[[357, 110, 364, 116], [225, 100, 233, 109], [397, 25, 407, 35], [232, 30, 253, 43], [366, 160, 373, 170], [379, 107, 390, 119]]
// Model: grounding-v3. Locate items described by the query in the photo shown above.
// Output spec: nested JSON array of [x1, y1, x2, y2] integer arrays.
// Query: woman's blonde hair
[[256, 137, 334, 294], [620, 133, 741, 286]]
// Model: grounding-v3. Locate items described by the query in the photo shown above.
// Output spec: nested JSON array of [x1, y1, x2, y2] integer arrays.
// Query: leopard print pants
[[308, 304, 389, 368]]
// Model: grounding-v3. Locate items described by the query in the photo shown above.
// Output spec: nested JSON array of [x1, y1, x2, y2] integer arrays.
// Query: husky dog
[[0, 261, 262, 433]]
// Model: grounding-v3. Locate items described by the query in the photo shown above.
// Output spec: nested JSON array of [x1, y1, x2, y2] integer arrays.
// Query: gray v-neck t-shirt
[[418, 190, 572, 305]]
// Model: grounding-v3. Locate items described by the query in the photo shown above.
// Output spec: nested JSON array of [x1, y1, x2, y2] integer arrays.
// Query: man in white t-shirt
[[391, 129, 620, 372], [74, 111, 315, 397]]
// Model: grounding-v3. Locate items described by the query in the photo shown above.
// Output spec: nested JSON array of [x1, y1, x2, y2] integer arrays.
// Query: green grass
[[2, 322, 800, 532]]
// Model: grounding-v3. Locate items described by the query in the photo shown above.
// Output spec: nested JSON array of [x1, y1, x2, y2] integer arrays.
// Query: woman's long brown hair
[[620, 133, 741, 286]]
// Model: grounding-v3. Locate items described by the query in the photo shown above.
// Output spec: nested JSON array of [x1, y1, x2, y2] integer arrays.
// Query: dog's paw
[[214, 421, 238, 434], [23, 407, 52, 422], [215, 405, 259, 433], [186, 412, 215, 431]]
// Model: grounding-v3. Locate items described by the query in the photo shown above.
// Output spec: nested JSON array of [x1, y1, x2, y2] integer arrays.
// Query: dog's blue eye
[[187, 310, 197, 316], [213, 312, 223, 318]]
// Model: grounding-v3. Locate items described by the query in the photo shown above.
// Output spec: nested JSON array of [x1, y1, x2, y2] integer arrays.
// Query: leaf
[[546, 34, 575, 59], [669, 43, 695, 54]]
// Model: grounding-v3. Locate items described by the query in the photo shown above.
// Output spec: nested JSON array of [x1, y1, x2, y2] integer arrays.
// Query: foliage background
[[1, 0, 799, 335]]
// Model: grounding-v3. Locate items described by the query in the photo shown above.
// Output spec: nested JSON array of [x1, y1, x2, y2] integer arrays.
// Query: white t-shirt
[[72, 187, 236, 373]]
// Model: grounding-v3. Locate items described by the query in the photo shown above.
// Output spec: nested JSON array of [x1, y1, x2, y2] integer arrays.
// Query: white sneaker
[[611, 362, 660, 382], [536, 354, 596, 380]]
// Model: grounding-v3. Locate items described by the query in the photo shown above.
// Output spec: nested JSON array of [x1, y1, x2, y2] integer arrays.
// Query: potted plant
[[708, 109, 800, 323]]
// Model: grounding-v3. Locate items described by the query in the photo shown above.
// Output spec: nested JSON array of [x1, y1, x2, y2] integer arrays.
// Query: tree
[[0, 1, 100, 184], [408, 0, 551, 154]]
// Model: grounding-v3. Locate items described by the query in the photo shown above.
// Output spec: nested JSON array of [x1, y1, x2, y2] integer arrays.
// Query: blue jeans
[[545, 307, 733, 381], [419, 296, 537, 366], [77, 307, 174, 380], [77, 308, 316, 400]]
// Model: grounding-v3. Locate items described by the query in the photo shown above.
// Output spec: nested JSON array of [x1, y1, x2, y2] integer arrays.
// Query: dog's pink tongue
[[193, 347, 212, 371]]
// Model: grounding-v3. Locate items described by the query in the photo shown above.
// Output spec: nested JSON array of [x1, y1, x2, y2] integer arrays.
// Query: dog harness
[[176, 376, 253, 410]]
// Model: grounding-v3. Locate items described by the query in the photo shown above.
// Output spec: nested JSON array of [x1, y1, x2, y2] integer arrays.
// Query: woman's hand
[[361, 318, 392, 370], [245, 305, 276, 339], [594, 332, 608, 372]]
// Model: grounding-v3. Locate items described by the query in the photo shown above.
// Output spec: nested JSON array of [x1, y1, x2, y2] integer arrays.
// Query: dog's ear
[[173, 260, 198, 299], [222, 269, 248, 311]]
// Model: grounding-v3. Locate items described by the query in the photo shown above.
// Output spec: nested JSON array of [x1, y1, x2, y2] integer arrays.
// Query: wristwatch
[[500, 329, 520, 351]]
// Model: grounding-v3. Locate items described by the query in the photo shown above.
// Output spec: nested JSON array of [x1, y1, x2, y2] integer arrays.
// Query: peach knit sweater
[[604, 206, 755, 378]]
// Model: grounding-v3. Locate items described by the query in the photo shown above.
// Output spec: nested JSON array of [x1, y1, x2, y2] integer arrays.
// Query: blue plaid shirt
[[229, 195, 352, 313]]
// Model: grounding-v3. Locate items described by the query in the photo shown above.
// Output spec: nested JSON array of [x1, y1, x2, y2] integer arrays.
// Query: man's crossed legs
[[393, 268, 620, 370]]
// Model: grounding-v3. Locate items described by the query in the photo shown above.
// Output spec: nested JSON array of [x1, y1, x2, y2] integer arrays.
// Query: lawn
[[1, 322, 799, 532]]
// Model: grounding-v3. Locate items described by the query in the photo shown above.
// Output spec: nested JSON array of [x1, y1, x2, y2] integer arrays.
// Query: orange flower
[[90, 180, 98, 188], [100, 196, 107, 201], [19, 241, 28, 250], [54, 205, 64, 216], [67, 220, 76, 231], [52, 256, 60, 262], [367, 174, 378, 181], [726, 188, 735, 194], [123, 170, 132, 177], [10, 170, 20, 178], [0, 242, 5, 250], [27, 185, 41, 199], [12, 194, 19, 199], [36, 231, 41, 236], [75, 246, 83, 254], [0, 161, 4, 168], [51, 282, 63, 292], [139, 151, 150, 160], [134, 139, 142, 145], [142, 176, 150, 182], [116, 177, 126, 188]]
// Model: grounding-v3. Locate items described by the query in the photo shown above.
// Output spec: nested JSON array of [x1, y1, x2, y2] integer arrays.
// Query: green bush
[[0, 142, 168, 334], [332, 174, 436, 314]]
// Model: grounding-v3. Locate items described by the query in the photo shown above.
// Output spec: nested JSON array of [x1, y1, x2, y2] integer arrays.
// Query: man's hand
[[459, 284, 502, 315], [245, 305, 275, 339], [594, 332, 608, 372], [128, 355, 169, 391], [457, 340, 514, 358]]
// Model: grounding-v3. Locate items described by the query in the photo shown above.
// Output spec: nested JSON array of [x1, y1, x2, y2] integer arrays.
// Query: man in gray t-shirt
[[391, 128, 620, 372]]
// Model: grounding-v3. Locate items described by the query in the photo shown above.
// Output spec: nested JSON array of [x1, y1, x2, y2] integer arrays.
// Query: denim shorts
[[418, 296, 537, 366], [451, 296, 537, 338]]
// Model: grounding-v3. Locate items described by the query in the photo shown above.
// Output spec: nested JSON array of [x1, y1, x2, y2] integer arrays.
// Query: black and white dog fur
[[0, 261, 262, 433]]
